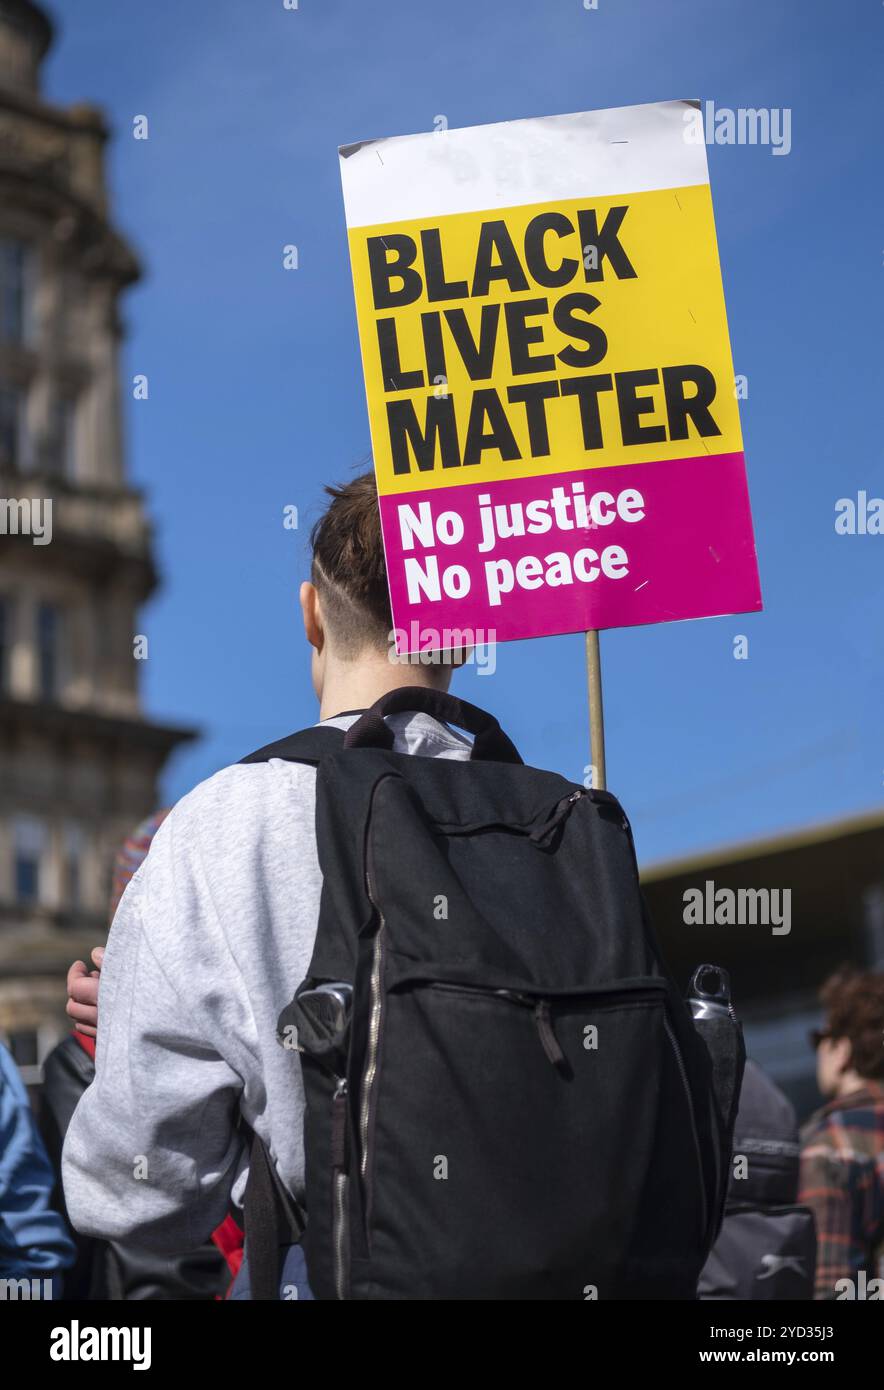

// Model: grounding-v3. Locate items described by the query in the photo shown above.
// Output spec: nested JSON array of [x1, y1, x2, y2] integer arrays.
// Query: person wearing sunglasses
[[799, 968, 884, 1299]]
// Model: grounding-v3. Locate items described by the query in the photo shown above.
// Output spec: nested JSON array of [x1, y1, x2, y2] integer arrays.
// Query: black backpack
[[241, 686, 744, 1300], [699, 1061, 816, 1300]]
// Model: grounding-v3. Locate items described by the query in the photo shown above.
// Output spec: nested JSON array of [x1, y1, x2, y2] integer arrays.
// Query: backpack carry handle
[[342, 686, 523, 764]]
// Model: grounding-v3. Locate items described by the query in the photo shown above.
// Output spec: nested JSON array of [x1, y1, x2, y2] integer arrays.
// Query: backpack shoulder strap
[[243, 1130, 306, 1301], [238, 724, 346, 766]]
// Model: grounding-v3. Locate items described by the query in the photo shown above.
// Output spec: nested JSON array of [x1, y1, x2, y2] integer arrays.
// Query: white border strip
[[340, 100, 708, 229]]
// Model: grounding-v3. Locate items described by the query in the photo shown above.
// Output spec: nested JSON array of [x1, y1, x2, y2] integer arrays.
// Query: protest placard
[[339, 100, 762, 656]]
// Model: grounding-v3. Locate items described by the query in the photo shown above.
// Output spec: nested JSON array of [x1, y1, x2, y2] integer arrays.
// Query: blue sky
[[42, 0, 884, 866]]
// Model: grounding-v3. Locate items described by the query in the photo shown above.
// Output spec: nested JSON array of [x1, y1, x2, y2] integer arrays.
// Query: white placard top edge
[[339, 100, 709, 229]]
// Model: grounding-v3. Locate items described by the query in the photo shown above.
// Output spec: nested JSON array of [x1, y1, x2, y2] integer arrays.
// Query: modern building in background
[[0, 0, 194, 1083], [643, 807, 884, 1119]]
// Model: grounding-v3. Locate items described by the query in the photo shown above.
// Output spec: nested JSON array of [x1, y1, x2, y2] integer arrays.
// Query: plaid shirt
[[799, 1081, 884, 1299]]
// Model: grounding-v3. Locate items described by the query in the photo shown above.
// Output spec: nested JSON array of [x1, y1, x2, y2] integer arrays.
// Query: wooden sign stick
[[585, 629, 607, 792]]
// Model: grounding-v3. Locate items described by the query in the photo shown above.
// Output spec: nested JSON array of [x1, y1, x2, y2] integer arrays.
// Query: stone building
[[0, 1, 195, 1082]]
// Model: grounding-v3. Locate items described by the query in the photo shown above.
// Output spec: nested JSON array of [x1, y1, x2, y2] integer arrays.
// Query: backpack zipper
[[359, 910, 385, 1180], [426, 981, 661, 1071], [331, 1076, 349, 1301], [434, 983, 566, 1069], [529, 789, 587, 844], [333, 1170, 348, 1300], [359, 776, 397, 1189]]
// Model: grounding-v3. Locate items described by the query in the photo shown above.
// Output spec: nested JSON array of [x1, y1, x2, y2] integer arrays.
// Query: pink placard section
[[379, 452, 762, 653]]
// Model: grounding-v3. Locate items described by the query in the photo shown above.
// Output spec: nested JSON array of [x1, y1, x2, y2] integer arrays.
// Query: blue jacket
[[0, 1041, 75, 1287]]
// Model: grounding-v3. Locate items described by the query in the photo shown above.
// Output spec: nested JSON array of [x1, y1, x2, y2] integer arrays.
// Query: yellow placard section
[[347, 184, 742, 497]]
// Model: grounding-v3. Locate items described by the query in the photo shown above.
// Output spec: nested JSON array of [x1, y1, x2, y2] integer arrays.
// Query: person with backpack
[[62, 471, 742, 1300]]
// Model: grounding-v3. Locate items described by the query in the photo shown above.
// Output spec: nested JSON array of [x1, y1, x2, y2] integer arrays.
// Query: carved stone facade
[[0, 2, 195, 1081]]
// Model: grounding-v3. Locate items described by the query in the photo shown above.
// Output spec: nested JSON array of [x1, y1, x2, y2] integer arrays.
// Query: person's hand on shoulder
[[66, 947, 104, 1037]]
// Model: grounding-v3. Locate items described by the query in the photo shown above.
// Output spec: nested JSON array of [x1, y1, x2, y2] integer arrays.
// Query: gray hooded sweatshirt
[[62, 711, 471, 1252]]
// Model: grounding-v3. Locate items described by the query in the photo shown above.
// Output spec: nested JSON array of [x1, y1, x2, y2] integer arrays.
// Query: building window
[[0, 238, 31, 345], [63, 822, 86, 912], [0, 380, 30, 469], [49, 390, 78, 479], [36, 601, 61, 699], [13, 815, 46, 904], [7, 1029, 39, 1069]]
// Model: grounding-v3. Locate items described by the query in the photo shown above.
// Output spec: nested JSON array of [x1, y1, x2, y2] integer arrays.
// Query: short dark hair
[[309, 471, 391, 656], [820, 967, 884, 1081]]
